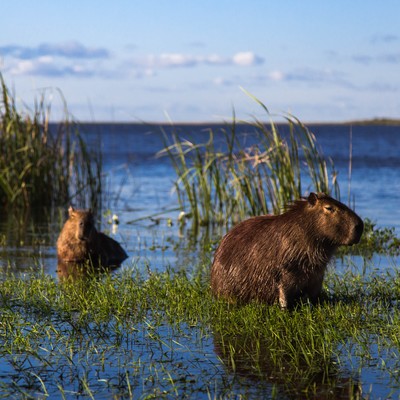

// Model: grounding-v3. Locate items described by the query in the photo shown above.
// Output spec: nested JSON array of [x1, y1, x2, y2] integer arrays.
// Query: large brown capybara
[[57, 206, 128, 268], [211, 192, 364, 308]]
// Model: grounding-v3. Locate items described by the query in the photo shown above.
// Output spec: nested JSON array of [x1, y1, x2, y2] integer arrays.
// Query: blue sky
[[1, 1, 400, 122]]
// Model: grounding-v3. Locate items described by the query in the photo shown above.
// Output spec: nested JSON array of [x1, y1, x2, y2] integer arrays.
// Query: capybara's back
[[210, 192, 363, 308], [57, 206, 128, 267], [97, 232, 129, 267]]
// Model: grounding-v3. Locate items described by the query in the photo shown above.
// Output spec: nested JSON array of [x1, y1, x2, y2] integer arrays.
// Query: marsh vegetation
[[0, 75, 102, 211], [159, 106, 340, 231]]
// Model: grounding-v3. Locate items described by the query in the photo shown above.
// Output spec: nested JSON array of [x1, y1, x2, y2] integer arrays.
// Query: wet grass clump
[[160, 100, 339, 230], [0, 75, 102, 211], [1, 262, 400, 398], [356, 218, 400, 257]]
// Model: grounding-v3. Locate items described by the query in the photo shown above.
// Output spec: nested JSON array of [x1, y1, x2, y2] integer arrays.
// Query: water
[[0, 122, 399, 398]]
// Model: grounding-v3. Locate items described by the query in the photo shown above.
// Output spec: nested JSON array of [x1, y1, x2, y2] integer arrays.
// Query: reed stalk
[[0, 75, 102, 211]]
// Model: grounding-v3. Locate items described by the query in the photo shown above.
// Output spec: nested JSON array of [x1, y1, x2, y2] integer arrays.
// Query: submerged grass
[[1, 262, 400, 398], [159, 101, 339, 230], [0, 75, 102, 211]]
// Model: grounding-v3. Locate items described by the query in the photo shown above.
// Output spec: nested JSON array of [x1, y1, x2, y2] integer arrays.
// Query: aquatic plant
[[357, 218, 400, 256], [0, 75, 102, 211], [159, 99, 339, 230], [0, 262, 400, 398]]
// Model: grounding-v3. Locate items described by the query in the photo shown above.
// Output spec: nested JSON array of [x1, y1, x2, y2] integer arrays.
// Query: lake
[[0, 122, 399, 399]]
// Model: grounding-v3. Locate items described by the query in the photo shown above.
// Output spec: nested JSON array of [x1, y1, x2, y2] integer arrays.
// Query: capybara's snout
[[351, 217, 364, 245], [343, 214, 364, 246]]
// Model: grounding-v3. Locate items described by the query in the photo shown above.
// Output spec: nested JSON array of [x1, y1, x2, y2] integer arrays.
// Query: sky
[[1, 1, 400, 123]]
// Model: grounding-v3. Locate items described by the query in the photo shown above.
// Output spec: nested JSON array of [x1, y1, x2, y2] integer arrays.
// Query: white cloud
[[7, 57, 95, 77], [232, 51, 263, 66], [261, 68, 350, 86], [9, 60, 35, 74], [2, 41, 264, 80], [213, 77, 235, 86], [204, 54, 226, 65], [134, 51, 263, 69], [268, 70, 285, 81], [213, 77, 225, 86], [353, 52, 400, 65], [38, 55, 53, 63], [0, 41, 110, 60], [159, 53, 196, 67]]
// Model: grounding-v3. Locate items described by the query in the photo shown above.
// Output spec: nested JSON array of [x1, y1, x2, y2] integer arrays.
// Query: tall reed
[[160, 100, 339, 230], [0, 75, 102, 211]]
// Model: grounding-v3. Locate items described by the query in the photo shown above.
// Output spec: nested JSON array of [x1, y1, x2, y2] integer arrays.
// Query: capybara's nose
[[353, 219, 364, 243]]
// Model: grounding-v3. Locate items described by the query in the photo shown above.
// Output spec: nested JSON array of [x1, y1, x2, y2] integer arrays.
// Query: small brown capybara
[[211, 192, 364, 308], [57, 206, 128, 268]]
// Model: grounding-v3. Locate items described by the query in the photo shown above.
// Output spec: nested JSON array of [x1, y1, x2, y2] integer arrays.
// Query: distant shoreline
[[49, 118, 400, 127], [340, 118, 400, 126]]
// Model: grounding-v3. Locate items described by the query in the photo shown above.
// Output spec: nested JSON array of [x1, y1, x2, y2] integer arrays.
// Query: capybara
[[211, 192, 364, 308], [57, 206, 128, 268]]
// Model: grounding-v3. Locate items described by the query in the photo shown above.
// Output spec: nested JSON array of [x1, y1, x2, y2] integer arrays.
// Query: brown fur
[[211, 193, 364, 308], [57, 206, 128, 268]]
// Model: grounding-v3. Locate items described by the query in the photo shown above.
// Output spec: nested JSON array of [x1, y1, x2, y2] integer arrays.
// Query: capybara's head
[[68, 206, 96, 241], [305, 192, 364, 246]]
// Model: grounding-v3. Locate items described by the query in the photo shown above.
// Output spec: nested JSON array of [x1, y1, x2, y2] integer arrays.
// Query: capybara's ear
[[308, 192, 318, 206], [68, 206, 75, 215]]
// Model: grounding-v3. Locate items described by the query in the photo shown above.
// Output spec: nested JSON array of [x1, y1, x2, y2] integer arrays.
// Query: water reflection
[[0, 208, 60, 274], [213, 331, 362, 399], [56, 260, 121, 282]]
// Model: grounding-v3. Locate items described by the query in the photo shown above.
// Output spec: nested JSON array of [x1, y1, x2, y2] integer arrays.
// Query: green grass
[[0, 75, 102, 211], [159, 100, 339, 231], [1, 261, 400, 398]]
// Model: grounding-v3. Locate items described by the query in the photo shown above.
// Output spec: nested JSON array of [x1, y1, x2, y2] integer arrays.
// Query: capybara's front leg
[[278, 282, 296, 309], [305, 271, 325, 304]]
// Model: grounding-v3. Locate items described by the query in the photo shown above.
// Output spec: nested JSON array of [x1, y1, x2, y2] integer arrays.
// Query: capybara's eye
[[324, 205, 334, 212]]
